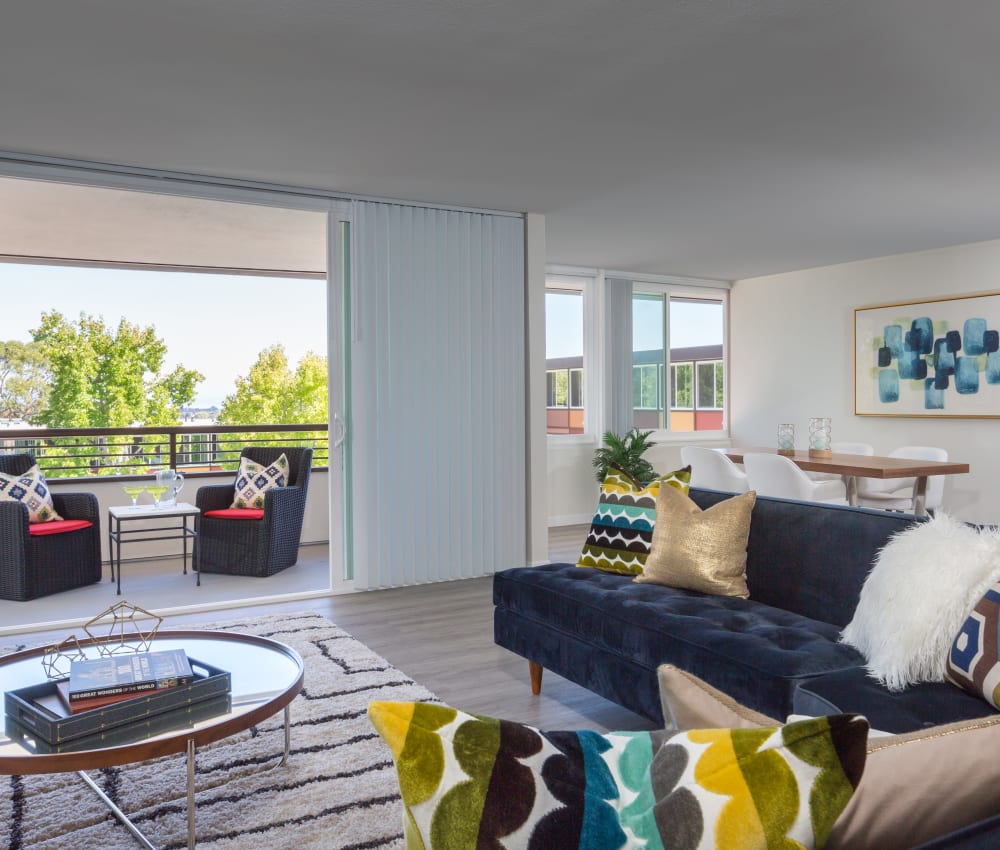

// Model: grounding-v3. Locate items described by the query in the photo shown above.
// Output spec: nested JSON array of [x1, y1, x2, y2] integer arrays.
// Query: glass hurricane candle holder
[[777, 423, 795, 454], [809, 417, 832, 457]]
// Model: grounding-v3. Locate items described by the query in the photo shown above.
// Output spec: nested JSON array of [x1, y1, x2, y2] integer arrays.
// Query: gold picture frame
[[855, 290, 1000, 418]]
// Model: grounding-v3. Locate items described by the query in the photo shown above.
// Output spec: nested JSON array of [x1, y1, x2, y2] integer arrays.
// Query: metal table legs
[[77, 707, 292, 849]]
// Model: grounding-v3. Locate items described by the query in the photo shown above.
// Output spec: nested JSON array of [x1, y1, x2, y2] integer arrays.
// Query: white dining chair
[[743, 452, 848, 504], [855, 445, 948, 514], [680, 446, 750, 493]]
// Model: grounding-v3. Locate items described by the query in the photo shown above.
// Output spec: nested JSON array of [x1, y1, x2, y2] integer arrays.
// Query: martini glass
[[122, 484, 145, 507], [146, 485, 169, 508]]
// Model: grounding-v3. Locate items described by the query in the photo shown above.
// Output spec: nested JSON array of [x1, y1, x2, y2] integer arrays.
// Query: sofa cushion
[[637, 487, 755, 597], [494, 563, 867, 720], [203, 508, 265, 520], [577, 464, 690, 575], [27, 519, 93, 536], [793, 666, 997, 734]]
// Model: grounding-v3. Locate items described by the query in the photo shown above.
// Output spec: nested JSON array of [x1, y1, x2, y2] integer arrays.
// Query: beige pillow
[[827, 713, 1000, 850], [657, 664, 1000, 850], [657, 664, 779, 729], [636, 486, 755, 597]]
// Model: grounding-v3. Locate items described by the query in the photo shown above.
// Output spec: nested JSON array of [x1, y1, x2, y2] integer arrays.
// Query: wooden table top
[[720, 447, 970, 480]]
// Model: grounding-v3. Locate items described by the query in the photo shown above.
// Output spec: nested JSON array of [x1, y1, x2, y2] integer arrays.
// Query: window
[[569, 368, 584, 408], [633, 290, 726, 433], [545, 284, 586, 435], [632, 364, 660, 409], [671, 363, 693, 409], [696, 361, 724, 410]]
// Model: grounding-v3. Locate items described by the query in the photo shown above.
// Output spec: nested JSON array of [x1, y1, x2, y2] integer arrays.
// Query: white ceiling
[[3, 0, 1000, 281]]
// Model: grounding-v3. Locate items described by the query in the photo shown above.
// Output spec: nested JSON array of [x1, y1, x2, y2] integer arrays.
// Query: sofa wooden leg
[[529, 661, 543, 694]]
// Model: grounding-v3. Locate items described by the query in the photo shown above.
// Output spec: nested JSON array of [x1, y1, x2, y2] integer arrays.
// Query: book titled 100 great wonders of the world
[[67, 649, 194, 703]]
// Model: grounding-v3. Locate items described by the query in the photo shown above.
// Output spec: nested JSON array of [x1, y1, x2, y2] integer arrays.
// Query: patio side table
[[107, 503, 201, 595]]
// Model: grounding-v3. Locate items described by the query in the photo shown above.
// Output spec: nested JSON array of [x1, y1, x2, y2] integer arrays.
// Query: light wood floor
[[4, 525, 655, 733]]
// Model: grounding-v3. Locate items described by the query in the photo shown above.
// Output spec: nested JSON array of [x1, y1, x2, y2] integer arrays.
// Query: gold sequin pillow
[[636, 485, 755, 597]]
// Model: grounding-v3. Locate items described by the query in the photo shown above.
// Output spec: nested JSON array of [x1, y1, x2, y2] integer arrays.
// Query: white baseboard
[[548, 513, 593, 527]]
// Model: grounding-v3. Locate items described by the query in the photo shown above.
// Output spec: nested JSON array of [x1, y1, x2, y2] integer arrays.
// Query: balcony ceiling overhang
[[0, 177, 326, 275]]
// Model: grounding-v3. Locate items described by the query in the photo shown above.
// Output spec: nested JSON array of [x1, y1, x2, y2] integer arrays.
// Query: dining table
[[719, 447, 969, 516]]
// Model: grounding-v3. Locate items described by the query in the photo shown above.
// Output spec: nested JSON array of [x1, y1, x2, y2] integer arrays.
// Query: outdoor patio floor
[[0, 542, 332, 636]]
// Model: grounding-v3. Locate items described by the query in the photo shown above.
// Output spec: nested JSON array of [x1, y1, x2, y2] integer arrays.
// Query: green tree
[[0, 340, 51, 421], [31, 311, 204, 428], [217, 345, 328, 426]]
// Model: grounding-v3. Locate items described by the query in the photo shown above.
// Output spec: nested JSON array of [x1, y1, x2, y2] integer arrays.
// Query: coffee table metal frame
[[0, 630, 304, 850], [107, 503, 202, 594]]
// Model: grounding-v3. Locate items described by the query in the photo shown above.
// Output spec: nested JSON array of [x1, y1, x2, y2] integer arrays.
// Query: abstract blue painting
[[856, 291, 1000, 417]]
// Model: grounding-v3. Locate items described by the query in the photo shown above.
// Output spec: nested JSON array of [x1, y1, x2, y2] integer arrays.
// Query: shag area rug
[[3, 612, 437, 850]]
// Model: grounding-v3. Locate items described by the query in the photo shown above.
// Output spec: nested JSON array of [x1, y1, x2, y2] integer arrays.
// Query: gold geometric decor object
[[83, 600, 163, 656], [41, 635, 88, 680]]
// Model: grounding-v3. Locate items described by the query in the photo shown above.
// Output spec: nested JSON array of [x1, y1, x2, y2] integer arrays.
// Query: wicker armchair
[[195, 447, 313, 578], [0, 452, 102, 601]]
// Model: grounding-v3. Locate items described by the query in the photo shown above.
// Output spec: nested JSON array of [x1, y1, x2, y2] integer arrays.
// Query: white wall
[[730, 238, 1000, 523], [49, 470, 330, 563], [546, 439, 732, 526]]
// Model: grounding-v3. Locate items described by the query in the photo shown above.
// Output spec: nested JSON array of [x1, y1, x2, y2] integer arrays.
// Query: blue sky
[[546, 292, 723, 358], [0, 264, 328, 407]]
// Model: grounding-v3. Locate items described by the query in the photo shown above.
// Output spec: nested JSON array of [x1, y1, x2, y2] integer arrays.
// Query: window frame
[[544, 271, 598, 444], [630, 280, 729, 440]]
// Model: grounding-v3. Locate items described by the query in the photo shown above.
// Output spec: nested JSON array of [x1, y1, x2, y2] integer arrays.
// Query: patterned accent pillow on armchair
[[0, 464, 63, 523], [230, 453, 289, 509]]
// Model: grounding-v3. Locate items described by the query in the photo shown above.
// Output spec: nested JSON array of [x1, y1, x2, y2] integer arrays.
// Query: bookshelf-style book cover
[[68, 649, 193, 703]]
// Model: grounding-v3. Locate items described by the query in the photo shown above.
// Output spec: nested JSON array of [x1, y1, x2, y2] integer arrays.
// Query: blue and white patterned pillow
[[230, 453, 289, 509], [0, 464, 62, 523]]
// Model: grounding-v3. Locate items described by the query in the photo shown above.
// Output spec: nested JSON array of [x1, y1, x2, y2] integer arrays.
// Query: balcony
[[0, 424, 333, 635]]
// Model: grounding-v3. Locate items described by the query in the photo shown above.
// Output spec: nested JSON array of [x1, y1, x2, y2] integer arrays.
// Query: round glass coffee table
[[0, 630, 304, 850]]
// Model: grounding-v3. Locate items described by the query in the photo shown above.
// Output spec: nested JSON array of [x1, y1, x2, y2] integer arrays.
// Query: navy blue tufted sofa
[[493, 488, 999, 734]]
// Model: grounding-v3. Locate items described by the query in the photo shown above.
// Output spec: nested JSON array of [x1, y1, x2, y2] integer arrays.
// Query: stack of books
[[60, 648, 194, 714]]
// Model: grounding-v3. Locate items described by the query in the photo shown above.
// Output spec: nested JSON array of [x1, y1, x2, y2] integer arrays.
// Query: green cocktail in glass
[[146, 485, 169, 507], [122, 485, 145, 506]]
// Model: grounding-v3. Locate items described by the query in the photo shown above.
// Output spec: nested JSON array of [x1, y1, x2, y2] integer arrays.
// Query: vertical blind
[[349, 201, 526, 589], [605, 277, 634, 434]]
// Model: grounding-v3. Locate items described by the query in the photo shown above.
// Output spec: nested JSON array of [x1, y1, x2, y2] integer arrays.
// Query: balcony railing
[[0, 424, 329, 481]]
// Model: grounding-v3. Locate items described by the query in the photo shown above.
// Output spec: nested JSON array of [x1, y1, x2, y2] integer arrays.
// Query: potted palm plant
[[592, 428, 657, 483]]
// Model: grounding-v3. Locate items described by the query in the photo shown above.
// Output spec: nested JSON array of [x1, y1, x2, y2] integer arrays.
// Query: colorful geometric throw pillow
[[577, 463, 691, 575], [945, 579, 1000, 709], [230, 453, 289, 509], [0, 464, 62, 523], [367, 700, 868, 850]]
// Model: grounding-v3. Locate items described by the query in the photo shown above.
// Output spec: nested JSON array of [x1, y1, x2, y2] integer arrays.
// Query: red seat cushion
[[28, 519, 94, 536], [203, 508, 265, 520]]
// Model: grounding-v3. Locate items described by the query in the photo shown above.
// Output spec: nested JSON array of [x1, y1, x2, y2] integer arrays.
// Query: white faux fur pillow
[[842, 513, 1000, 691]]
